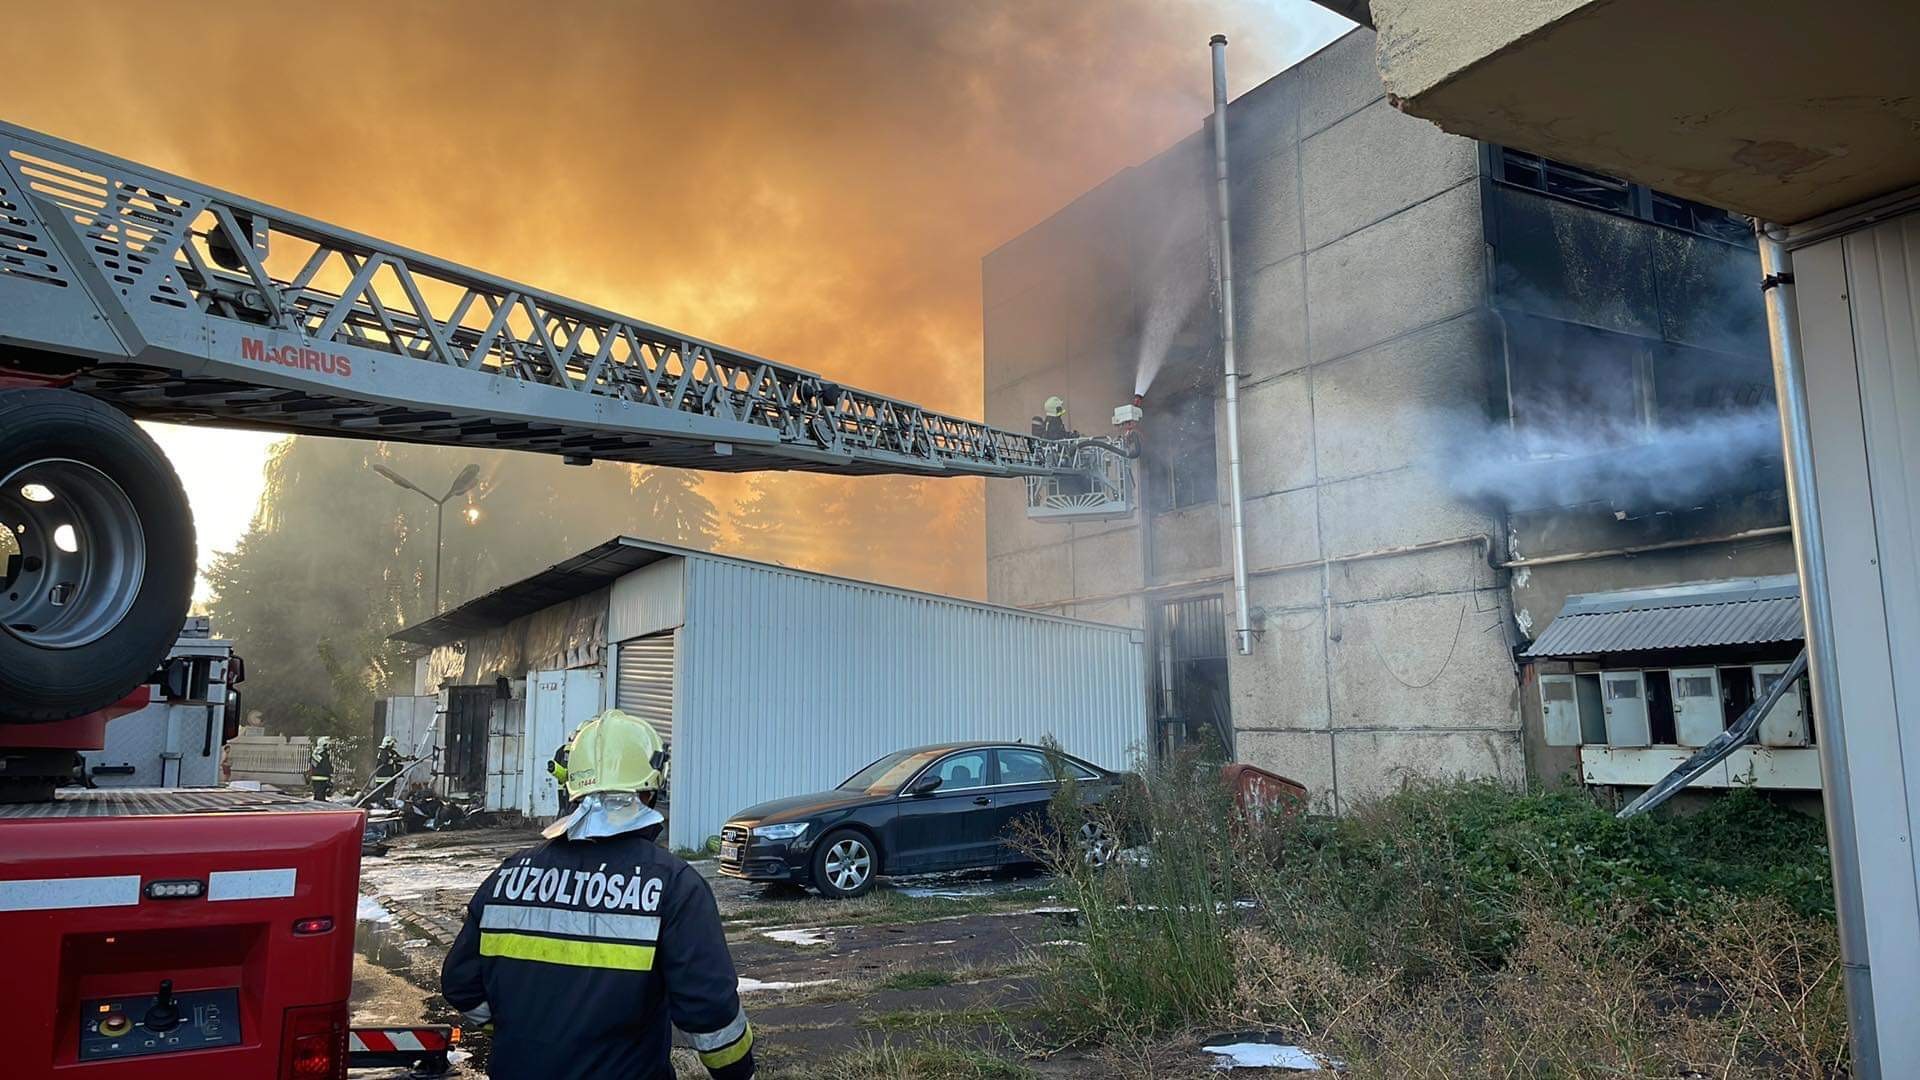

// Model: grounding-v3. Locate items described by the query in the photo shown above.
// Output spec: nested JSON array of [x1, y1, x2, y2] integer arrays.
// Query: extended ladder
[[0, 120, 1131, 513]]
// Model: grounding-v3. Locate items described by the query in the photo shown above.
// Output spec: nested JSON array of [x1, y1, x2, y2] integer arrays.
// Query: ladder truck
[[0, 120, 1136, 1077]]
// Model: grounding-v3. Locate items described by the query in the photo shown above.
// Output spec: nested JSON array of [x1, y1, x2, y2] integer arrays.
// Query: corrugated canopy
[[391, 538, 673, 649], [1524, 575, 1803, 658]]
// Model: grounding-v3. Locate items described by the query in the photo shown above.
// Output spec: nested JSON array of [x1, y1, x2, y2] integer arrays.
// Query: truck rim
[[0, 458, 148, 649], [824, 837, 872, 891]]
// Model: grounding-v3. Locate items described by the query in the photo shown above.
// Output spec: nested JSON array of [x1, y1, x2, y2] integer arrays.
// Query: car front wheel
[[812, 829, 877, 899], [1079, 820, 1119, 869]]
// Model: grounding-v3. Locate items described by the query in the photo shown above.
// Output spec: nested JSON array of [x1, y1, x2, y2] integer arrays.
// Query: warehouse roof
[[1523, 575, 1804, 658], [392, 536, 1125, 650]]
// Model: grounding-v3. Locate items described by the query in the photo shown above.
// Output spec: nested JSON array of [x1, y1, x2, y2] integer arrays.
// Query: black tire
[[810, 828, 878, 899], [0, 389, 194, 722]]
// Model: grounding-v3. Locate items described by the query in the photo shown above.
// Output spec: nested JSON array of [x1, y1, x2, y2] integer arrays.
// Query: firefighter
[[547, 740, 571, 806], [307, 736, 335, 800], [1033, 394, 1073, 440], [370, 736, 404, 801], [441, 710, 754, 1079]]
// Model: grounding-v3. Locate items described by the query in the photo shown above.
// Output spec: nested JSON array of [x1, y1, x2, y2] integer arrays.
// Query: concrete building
[[982, 26, 1806, 810], [1319, 3, 1919, 1067], [388, 537, 1146, 850]]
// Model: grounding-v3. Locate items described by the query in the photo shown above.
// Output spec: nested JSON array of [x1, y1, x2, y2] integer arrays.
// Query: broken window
[[1494, 147, 1753, 247], [1651, 192, 1753, 245], [1149, 393, 1218, 512], [1498, 149, 1633, 214]]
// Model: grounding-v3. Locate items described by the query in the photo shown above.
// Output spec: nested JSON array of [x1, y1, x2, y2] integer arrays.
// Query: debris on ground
[[1201, 1039, 1331, 1071], [761, 927, 831, 947], [738, 977, 838, 993]]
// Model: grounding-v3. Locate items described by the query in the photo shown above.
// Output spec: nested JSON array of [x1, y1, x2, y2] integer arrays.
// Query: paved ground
[[351, 829, 1314, 1077], [351, 828, 1092, 1076]]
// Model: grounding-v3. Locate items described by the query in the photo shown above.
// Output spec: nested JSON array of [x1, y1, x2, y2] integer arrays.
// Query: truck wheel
[[0, 389, 194, 722], [811, 829, 878, 899]]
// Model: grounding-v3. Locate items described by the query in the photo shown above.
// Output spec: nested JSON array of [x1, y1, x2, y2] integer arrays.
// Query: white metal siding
[[668, 557, 1148, 851], [1794, 216, 1920, 1065], [608, 557, 685, 641]]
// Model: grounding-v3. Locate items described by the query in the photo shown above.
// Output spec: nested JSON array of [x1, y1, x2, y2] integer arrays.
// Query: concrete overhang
[[1366, 0, 1920, 224]]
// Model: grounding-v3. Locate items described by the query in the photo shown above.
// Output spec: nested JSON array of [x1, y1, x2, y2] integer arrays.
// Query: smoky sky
[[4, 1, 1341, 596]]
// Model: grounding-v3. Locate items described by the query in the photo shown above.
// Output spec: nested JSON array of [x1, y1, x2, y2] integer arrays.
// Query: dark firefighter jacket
[[440, 825, 754, 1080]]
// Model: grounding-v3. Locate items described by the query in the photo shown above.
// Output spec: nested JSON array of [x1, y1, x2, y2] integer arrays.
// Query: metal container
[[665, 554, 1149, 852]]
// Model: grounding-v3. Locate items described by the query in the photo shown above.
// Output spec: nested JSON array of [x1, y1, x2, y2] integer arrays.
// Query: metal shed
[[395, 538, 1150, 851]]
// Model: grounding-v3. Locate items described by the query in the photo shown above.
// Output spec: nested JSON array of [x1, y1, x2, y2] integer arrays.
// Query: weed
[[877, 969, 959, 991], [798, 1036, 1036, 1079], [1029, 763, 1847, 1076]]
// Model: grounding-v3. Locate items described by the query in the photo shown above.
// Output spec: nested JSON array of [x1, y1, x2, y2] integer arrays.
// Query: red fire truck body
[[0, 785, 363, 1079]]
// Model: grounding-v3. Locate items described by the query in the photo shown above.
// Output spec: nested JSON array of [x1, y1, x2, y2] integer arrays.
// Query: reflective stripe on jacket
[[440, 826, 753, 1080]]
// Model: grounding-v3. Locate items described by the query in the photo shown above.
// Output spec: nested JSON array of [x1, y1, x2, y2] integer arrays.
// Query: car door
[[891, 749, 994, 873], [986, 747, 1075, 864]]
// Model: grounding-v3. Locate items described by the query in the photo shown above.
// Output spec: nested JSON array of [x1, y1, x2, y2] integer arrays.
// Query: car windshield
[[838, 749, 947, 795]]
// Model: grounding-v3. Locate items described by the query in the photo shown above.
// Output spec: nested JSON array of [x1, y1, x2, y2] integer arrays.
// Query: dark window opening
[[443, 685, 493, 795], [1499, 149, 1632, 214], [1505, 314, 1646, 452], [1149, 393, 1218, 512], [1652, 192, 1753, 245], [1575, 673, 1607, 744], [1494, 147, 1752, 247], [1645, 670, 1678, 746], [1154, 595, 1232, 758], [1720, 666, 1756, 727]]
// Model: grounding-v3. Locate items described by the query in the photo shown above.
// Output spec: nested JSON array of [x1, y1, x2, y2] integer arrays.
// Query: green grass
[[1025, 757, 1847, 1076], [876, 969, 959, 991], [800, 1038, 1035, 1080], [869, 1005, 1029, 1034]]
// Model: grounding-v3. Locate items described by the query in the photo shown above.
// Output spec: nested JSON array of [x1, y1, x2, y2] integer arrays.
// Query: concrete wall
[[984, 28, 1522, 810]]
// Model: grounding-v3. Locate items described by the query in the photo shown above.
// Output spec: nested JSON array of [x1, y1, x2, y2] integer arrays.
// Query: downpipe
[[1757, 226, 1878, 1076], [1210, 34, 1254, 657]]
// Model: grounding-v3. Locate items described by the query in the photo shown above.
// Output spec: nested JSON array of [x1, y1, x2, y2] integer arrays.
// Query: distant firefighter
[[308, 736, 335, 800], [1033, 395, 1077, 440]]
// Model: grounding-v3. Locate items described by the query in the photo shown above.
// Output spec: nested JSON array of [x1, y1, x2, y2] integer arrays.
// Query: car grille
[[719, 824, 751, 870]]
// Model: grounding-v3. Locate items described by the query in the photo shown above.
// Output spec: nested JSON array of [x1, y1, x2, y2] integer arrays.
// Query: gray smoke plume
[[1446, 406, 1785, 513]]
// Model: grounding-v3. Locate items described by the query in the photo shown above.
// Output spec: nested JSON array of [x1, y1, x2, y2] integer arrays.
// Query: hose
[[1059, 434, 1141, 460]]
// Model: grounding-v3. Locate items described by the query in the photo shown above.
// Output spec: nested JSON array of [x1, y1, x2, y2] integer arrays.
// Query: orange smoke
[[2, 1, 1328, 596]]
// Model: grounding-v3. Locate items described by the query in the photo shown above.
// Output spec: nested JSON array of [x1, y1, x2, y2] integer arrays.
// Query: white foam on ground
[[737, 976, 838, 993], [1201, 1042, 1327, 1071], [761, 927, 830, 947], [357, 896, 395, 923]]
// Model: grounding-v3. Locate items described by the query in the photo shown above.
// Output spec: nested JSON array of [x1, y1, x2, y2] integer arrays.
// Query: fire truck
[[0, 119, 1134, 1077]]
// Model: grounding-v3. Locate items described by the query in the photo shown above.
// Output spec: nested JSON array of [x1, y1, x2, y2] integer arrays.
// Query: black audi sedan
[[717, 741, 1129, 898]]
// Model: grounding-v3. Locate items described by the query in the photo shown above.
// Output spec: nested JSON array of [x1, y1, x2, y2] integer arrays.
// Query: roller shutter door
[[616, 632, 676, 745], [616, 632, 676, 823]]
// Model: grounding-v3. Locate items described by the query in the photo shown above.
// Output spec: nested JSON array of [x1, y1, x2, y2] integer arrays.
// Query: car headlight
[[754, 822, 808, 841]]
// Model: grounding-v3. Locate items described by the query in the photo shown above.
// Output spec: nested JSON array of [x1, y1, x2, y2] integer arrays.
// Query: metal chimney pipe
[[1210, 34, 1254, 656]]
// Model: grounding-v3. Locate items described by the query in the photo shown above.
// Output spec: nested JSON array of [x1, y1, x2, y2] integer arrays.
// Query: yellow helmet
[[1043, 395, 1067, 417], [564, 709, 669, 797]]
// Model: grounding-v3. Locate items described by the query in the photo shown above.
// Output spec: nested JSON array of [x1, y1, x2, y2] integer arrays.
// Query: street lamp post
[[372, 463, 481, 614]]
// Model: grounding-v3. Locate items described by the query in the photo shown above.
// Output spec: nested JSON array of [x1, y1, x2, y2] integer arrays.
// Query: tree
[[206, 437, 724, 741]]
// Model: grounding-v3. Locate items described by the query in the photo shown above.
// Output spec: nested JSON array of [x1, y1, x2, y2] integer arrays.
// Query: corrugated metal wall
[[668, 557, 1148, 850], [609, 557, 685, 641]]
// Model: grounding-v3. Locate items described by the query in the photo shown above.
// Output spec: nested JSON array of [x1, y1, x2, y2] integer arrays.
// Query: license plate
[[720, 842, 741, 862]]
